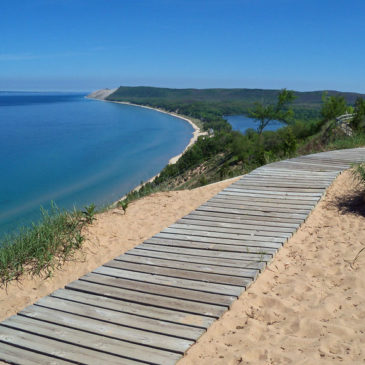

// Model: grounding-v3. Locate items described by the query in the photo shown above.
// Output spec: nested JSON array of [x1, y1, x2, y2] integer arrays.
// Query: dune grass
[[0, 204, 86, 287]]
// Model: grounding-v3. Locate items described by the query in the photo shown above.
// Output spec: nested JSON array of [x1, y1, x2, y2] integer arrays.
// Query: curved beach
[[87, 96, 207, 166], [86, 96, 208, 202]]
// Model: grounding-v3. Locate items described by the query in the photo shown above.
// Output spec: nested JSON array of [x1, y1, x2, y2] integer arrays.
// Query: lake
[[225, 115, 281, 133], [0, 92, 193, 237]]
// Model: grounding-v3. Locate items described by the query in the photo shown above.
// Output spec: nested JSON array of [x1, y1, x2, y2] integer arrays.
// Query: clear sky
[[1, 0, 364, 93]]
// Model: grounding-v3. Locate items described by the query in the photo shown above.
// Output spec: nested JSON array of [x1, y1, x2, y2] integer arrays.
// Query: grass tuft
[[0, 203, 86, 287]]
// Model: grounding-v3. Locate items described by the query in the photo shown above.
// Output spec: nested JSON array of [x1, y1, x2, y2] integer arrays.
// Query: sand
[[178, 169, 365, 365], [0, 176, 240, 322]]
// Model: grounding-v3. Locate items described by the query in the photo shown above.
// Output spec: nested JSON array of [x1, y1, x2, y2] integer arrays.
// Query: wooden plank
[[286, 158, 349, 169], [212, 195, 315, 209], [186, 211, 300, 228], [105, 258, 255, 285], [80, 272, 238, 306], [147, 236, 281, 252], [115, 254, 260, 278], [178, 217, 294, 235], [171, 221, 292, 238], [197, 205, 307, 221], [226, 185, 325, 193], [160, 227, 286, 244], [251, 168, 339, 176], [231, 182, 326, 192], [127, 249, 266, 270], [17, 306, 193, 355], [0, 324, 132, 365], [238, 175, 334, 183], [265, 162, 341, 171], [224, 187, 322, 197], [51, 289, 215, 329], [4, 315, 181, 364], [203, 201, 312, 214], [0, 341, 73, 365], [66, 280, 227, 318], [92, 266, 245, 296], [136, 244, 272, 262], [36, 295, 205, 340], [218, 190, 320, 203]]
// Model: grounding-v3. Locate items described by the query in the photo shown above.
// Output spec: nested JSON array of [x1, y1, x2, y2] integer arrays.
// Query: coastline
[[86, 96, 207, 202]]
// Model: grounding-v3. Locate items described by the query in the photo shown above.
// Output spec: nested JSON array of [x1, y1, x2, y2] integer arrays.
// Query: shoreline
[[86, 96, 207, 202]]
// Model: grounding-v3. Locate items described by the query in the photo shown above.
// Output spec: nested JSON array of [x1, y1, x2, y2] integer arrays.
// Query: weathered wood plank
[[230, 183, 326, 193], [16, 306, 193, 354], [146, 236, 281, 252], [178, 217, 294, 235], [51, 288, 215, 329], [105, 258, 256, 284], [136, 244, 272, 262], [186, 211, 300, 228], [66, 280, 227, 317], [5, 314, 181, 364], [197, 205, 307, 221], [203, 200, 312, 214], [80, 272, 238, 306], [212, 195, 315, 209], [238, 175, 334, 183], [0, 341, 73, 365], [92, 266, 245, 296], [225, 187, 323, 196], [161, 224, 287, 243], [35, 295, 205, 340], [171, 221, 292, 238], [127, 248, 266, 270], [160, 226, 286, 243], [0, 324, 132, 365], [218, 190, 320, 203], [115, 254, 260, 278]]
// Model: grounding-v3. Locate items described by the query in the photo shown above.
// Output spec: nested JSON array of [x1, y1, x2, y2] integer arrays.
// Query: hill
[[107, 86, 365, 109]]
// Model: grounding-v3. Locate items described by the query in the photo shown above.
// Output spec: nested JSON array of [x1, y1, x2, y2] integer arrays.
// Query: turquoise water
[[225, 115, 281, 133], [0, 92, 193, 237]]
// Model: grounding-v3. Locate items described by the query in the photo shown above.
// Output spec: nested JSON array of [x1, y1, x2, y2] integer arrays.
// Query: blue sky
[[1, 0, 364, 92]]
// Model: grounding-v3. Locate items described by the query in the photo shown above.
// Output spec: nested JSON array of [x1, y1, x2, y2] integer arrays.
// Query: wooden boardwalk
[[1, 147, 365, 364]]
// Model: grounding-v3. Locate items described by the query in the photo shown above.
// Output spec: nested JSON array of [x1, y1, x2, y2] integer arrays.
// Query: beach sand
[[178, 169, 365, 365], [0, 176, 240, 322]]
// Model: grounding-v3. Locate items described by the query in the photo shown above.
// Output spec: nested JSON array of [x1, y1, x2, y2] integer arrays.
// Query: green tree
[[351, 97, 365, 131], [248, 89, 296, 135], [320, 92, 347, 122]]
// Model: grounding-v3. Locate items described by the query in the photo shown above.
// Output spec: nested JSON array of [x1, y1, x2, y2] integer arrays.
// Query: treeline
[[108, 86, 365, 131]]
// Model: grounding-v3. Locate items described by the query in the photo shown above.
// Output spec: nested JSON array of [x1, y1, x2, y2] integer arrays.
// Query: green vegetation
[[82, 203, 97, 224], [320, 92, 347, 124], [110, 86, 365, 198], [117, 199, 129, 214], [351, 97, 365, 131], [353, 163, 365, 189], [108, 86, 365, 132], [248, 89, 296, 134], [0, 204, 86, 287]]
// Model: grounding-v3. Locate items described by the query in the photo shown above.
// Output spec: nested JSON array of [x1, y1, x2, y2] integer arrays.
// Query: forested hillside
[[107, 86, 365, 204]]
